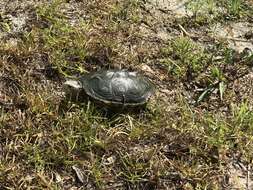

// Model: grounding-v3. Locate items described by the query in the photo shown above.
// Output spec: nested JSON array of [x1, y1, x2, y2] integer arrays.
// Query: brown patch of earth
[[139, 0, 192, 41], [231, 71, 253, 107], [225, 160, 253, 190], [211, 22, 253, 52]]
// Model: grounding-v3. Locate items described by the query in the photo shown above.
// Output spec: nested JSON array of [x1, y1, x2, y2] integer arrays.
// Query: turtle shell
[[80, 70, 155, 106]]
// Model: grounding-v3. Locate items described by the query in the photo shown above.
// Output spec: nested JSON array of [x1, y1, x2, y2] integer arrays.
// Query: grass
[[0, 0, 253, 189], [160, 36, 210, 79], [181, 0, 253, 27]]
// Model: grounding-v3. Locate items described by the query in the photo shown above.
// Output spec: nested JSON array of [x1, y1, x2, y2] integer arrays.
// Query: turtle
[[64, 69, 155, 108]]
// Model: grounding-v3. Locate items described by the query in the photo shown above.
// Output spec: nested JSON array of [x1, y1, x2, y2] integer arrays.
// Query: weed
[[22, 1, 90, 77], [228, 0, 242, 16], [161, 37, 210, 79], [183, 0, 253, 27]]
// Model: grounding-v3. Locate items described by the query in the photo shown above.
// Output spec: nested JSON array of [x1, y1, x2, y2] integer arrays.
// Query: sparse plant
[[186, 0, 217, 15], [228, 0, 243, 17], [161, 37, 210, 79]]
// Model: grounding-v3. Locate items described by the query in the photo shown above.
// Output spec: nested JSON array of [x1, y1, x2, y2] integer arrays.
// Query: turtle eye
[[64, 80, 82, 89], [128, 72, 137, 77], [106, 71, 114, 78]]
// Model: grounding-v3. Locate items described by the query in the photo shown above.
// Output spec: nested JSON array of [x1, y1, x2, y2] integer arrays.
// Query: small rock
[[140, 64, 155, 74], [102, 155, 116, 165], [55, 172, 62, 184], [245, 31, 253, 39], [72, 165, 85, 184]]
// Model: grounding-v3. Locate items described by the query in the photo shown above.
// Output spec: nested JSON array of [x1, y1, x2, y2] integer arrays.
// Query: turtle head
[[64, 79, 82, 89], [63, 79, 84, 102]]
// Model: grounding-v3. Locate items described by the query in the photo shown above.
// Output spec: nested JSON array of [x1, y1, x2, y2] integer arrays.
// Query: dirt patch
[[231, 71, 253, 107], [146, 0, 192, 18], [139, 0, 192, 41], [226, 161, 253, 190], [211, 22, 253, 52]]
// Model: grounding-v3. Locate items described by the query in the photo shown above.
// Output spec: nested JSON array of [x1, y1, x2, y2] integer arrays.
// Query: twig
[[37, 173, 53, 190], [178, 24, 195, 38], [218, 36, 251, 42], [158, 8, 171, 13], [246, 164, 250, 190], [0, 102, 14, 108]]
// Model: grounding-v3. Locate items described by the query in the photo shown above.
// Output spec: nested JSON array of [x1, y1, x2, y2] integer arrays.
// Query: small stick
[[178, 24, 195, 38], [37, 173, 53, 190], [246, 164, 250, 190], [218, 36, 251, 42]]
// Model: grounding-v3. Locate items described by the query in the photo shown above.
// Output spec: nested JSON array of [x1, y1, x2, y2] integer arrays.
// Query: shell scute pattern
[[79, 70, 155, 106]]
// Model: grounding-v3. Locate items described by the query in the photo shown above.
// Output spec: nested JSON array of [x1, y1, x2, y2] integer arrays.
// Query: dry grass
[[0, 0, 253, 189]]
